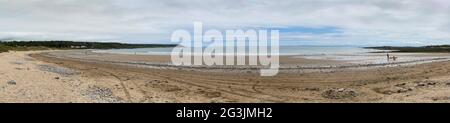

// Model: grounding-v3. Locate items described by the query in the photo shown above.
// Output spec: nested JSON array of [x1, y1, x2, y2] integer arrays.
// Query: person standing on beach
[[387, 53, 390, 62]]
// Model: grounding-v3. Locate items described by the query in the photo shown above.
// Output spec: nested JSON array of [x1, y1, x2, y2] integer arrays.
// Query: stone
[[396, 87, 409, 93], [416, 83, 426, 87], [7, 80, 16, 85], [415, 81, 437, 87], [395, 83, 406, 87]]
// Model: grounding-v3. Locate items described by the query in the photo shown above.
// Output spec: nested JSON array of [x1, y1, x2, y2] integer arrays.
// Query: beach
[[0, 50, 449, 102]]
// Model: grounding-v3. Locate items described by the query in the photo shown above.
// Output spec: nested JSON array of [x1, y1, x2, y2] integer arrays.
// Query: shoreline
[[36, 50, 450, 72]]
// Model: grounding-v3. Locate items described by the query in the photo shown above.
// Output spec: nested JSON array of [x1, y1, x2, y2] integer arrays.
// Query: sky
[[0, 0, 450, 46]]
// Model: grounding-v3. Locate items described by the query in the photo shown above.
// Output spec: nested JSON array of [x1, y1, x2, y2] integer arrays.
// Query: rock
[[322, 88, 357, 99], [407, 87, 414, 91], [416, 83, 427, 87], [354, 83, 367, 86], [446, 82, 450, 86], [7, 80, 16, 85], [54, 77, 60, 79], [304, 87, 320, 91], [396, 87, 410, 93], [395, 83, 406, 87], [148, 79, 168, 83], [431, 96, 450, 101], [415, 81, 437, 87]]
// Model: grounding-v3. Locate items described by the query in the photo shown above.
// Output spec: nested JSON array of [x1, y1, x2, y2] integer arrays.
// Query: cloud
[[0, 0, 449, 45]]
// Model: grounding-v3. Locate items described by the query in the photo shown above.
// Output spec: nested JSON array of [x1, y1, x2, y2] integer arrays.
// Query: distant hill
[[0, 41, 177, 52], [365, 45, 450, 53]]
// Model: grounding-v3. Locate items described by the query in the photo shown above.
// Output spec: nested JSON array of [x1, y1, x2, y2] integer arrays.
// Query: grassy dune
[[0, 41, 177, 53]]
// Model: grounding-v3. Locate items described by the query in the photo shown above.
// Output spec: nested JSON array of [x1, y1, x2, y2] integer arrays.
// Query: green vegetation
[[0, 44, 50, 52], [0, 41, 177, 53], [365, 45, 450, 53]]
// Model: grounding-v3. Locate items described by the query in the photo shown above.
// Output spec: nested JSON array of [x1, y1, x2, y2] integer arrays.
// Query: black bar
[[0, 103, 448, 121]]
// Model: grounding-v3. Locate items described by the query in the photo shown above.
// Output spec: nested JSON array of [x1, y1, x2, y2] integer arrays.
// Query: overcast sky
[[0, 0, 449, 46]]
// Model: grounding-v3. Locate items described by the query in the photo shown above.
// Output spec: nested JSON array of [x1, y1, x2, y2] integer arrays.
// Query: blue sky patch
[[270, 26, 342, 34]]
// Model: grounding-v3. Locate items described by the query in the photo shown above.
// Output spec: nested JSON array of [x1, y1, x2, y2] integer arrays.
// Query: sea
[[93, 45, 379, 56], [93, 45, 447, 64]]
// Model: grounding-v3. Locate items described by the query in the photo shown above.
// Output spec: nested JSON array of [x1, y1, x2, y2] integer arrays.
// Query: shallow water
[[93, 46, 450, 65]]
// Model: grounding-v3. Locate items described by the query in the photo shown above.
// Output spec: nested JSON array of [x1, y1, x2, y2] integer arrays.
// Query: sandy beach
[[0, 50, 448, 103]]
